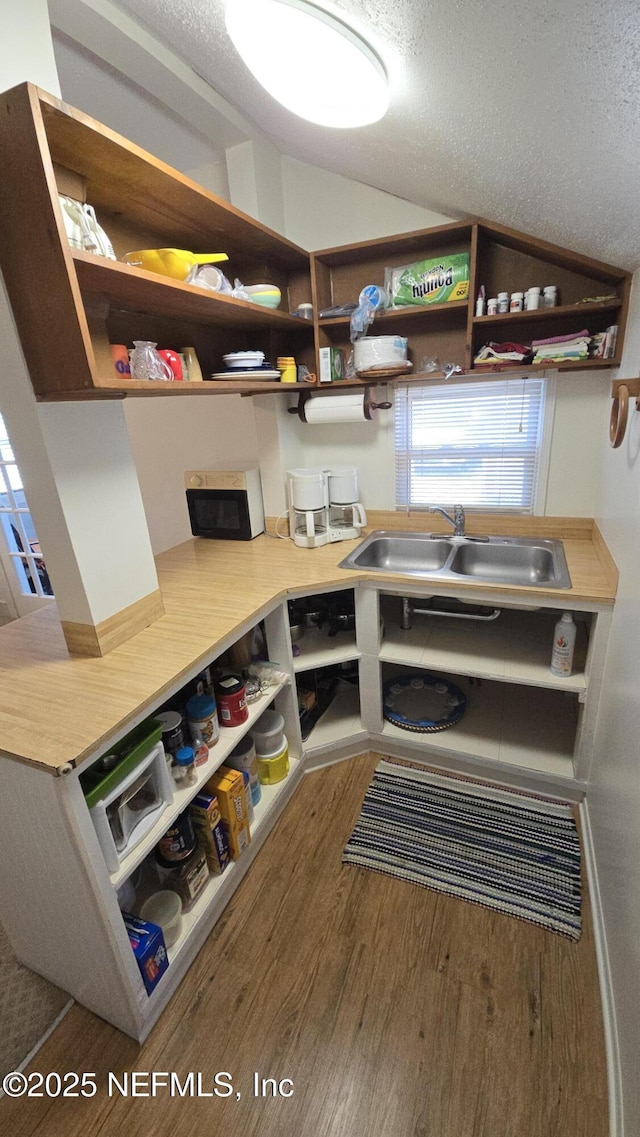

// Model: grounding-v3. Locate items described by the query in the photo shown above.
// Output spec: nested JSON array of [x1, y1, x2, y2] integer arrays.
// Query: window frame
[[393, 373, 556, 516]]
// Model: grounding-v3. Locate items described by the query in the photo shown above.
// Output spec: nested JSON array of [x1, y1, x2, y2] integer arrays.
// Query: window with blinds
[[395, 377, 548, 512]]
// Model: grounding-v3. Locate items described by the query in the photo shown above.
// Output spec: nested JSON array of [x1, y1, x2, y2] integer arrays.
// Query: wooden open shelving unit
[[0, 82, 632, 401]]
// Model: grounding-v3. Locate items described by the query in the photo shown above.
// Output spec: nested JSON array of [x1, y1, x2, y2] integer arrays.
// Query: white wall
[[52, 33, 230, 198], [588, 272, 640, 1136], [124, 394, 259, 553], [282, 156, 453, 250]]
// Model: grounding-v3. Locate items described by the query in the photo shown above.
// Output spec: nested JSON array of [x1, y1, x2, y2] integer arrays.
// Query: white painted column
[[0, 0, 162, 653]]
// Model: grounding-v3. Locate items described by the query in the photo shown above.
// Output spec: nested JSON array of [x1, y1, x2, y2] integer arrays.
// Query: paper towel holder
[[287, 388, 392, 422]]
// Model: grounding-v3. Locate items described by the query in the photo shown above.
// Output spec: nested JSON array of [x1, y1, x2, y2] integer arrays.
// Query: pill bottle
[[497, 291, 509, 314], [487, 297, 499, 316], [525, 286, 541, 310], [509, 292, 524, 312], [297, 303, 313, 320], [543, 286, 558, 308]]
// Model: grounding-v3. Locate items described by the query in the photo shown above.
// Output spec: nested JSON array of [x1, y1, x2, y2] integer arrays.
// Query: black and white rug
[[343, 760, 582, 939]]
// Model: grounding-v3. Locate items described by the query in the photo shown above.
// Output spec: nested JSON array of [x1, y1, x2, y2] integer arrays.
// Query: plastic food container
[[353, 335, 407, 371], [256, 737, 289, 785], [155, 847, 210, 911], [223, 351, 265, 369], [140, 890, 183, 948], [251, 708, 285, 756]]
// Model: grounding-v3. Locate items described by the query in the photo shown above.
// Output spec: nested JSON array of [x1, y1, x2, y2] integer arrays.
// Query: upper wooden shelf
[[38, 88, 309, 269], [0, 83, 632, 401], [318, 299, 469, 328], [73, 252, 307, 330], [473, 299, 622, 327]]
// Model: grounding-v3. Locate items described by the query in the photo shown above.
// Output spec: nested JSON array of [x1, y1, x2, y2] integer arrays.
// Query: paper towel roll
[[303, 393, 372, 424]]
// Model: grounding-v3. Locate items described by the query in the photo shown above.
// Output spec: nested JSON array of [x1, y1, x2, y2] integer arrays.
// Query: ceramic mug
[[110, 344, 131, 379]]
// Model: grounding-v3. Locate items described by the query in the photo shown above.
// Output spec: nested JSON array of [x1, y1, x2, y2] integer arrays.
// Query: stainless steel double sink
[[338, 530, 572, 589]]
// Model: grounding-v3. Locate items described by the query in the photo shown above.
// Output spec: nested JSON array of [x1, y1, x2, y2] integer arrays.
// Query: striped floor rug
[[343, 760, 582, 939]]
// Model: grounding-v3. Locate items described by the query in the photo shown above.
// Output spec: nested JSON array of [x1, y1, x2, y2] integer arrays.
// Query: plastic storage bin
[[84, 723, 174, 874]]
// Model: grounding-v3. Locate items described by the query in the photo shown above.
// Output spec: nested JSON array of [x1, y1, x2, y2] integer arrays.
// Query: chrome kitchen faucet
[[429, 504, 466, 537]]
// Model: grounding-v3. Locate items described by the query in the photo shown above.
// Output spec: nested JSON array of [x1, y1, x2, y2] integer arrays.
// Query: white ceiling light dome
[[224, 0, 389, 128]]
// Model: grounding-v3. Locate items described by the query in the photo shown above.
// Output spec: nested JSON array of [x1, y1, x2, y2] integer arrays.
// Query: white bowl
[[223, 351, 265, 369], [140, 890, 183, 947]]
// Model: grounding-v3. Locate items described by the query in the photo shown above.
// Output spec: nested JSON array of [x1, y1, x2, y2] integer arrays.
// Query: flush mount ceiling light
[[224, 0, 389, 128]]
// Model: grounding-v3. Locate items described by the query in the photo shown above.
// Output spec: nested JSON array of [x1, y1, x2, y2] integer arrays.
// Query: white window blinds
[[395, 377, 547, 512]]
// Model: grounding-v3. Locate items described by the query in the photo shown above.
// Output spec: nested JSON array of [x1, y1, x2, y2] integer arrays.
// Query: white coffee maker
[[327, 466, 367, 541], [287, 468, 330, 548], [287, 466, 366, 547]]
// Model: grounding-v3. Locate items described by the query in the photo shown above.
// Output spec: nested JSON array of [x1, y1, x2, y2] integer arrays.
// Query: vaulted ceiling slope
[[111, 0, 640, 267]]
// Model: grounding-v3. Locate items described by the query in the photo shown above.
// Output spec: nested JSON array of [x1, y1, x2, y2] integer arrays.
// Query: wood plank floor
[[0, 753, 608, 1137]]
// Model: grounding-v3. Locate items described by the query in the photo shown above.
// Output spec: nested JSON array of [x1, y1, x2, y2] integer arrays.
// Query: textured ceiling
[[113, 0, 640, 268]]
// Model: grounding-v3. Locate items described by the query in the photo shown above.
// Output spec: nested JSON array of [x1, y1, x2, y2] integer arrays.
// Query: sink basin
[[339, 530, 572, 589], [343, 534, 451, 573], [448, 541, 560, 585]]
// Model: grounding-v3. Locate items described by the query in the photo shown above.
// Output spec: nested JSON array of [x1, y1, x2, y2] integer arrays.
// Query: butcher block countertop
[[0, 515, 617, 774]]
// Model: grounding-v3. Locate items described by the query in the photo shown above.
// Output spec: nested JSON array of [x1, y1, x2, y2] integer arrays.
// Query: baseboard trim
[[580, 800, 623, 1137], [303, 741, 370, 772], [61, 589, 164, 657]]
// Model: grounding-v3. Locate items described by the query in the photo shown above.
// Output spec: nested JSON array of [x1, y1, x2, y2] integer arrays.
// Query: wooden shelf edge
[[473, 299, 622, 325], [318, 299, 469, 327], [36, 358, 618, 401]]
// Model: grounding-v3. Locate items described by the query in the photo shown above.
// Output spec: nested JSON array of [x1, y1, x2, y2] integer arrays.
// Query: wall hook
[[610, 377, 640, 448]]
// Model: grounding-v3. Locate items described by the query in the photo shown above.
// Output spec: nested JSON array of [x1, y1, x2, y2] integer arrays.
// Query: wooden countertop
[[0, 519, 617, 774]]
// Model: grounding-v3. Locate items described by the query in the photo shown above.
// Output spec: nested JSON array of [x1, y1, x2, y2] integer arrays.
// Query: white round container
[[328, 466, 359, 505], [289, 468, 326, 511], [252, 708, 285, 756], [353, 335, 407, 371], [223, 350, 265, 369], [140, 890, 183, 947]]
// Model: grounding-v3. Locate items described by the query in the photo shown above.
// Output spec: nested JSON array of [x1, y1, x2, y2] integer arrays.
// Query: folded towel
[[531, 329, 590, 347]]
